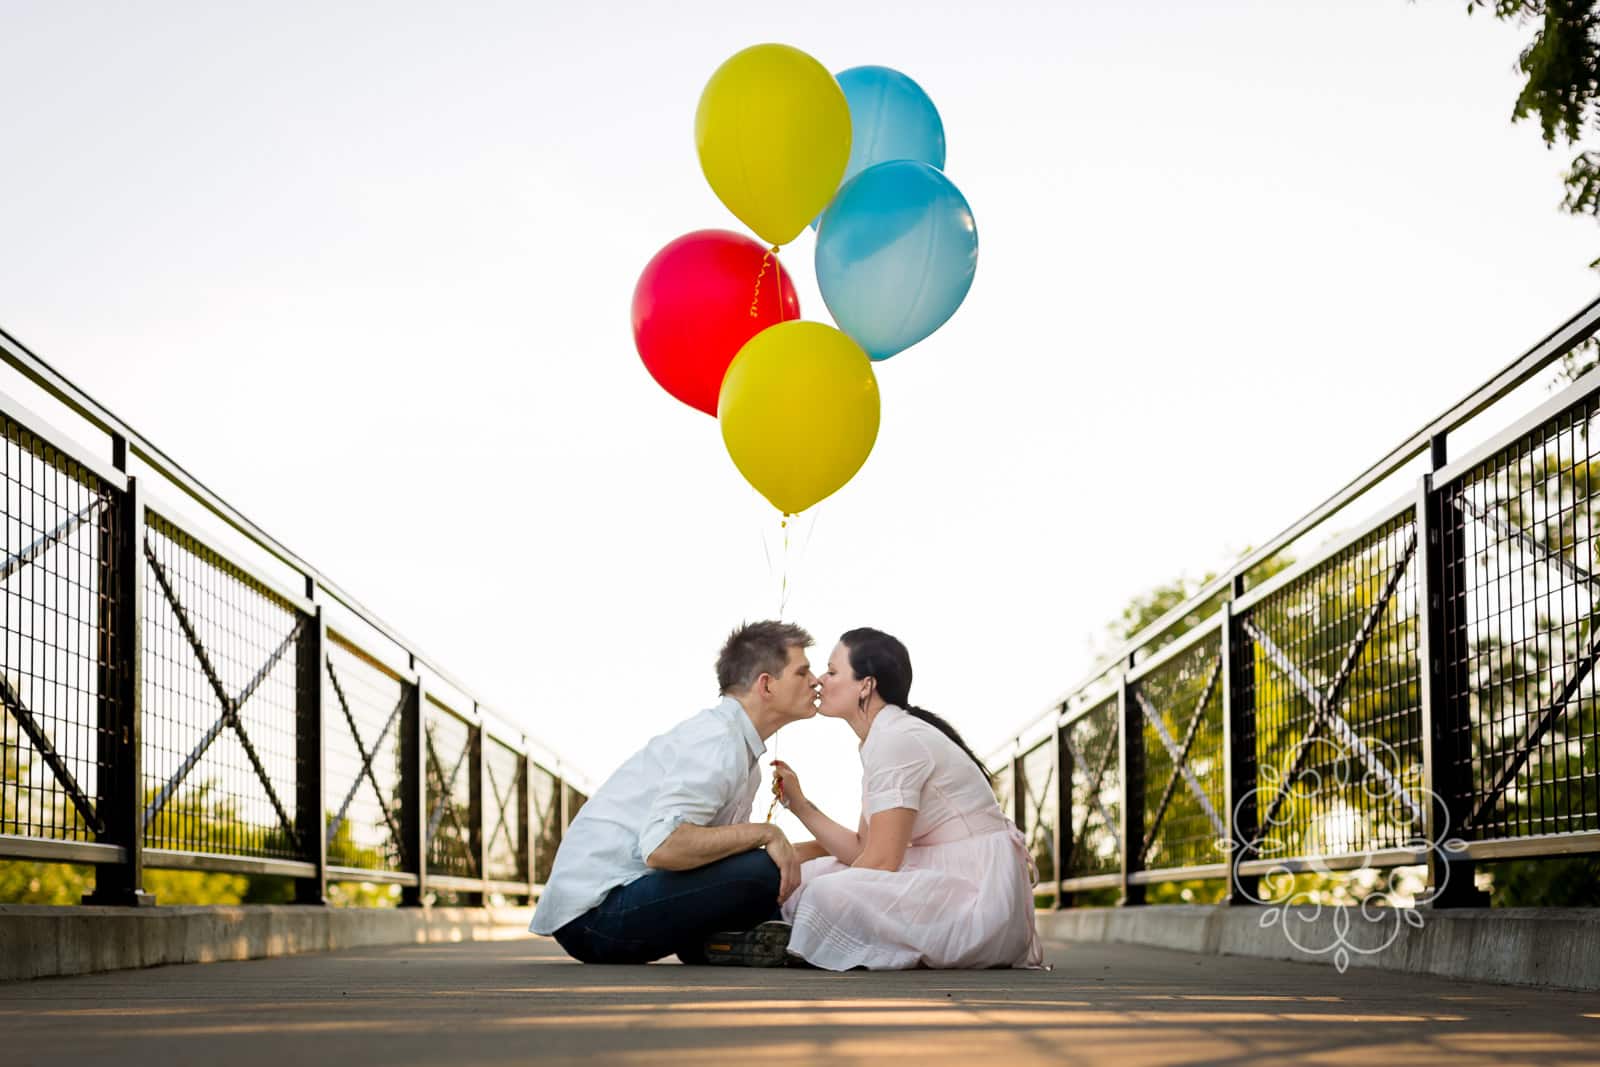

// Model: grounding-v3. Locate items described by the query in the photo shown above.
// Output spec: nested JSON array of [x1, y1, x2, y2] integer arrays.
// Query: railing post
[[520, 751, 533, 903], [1117, 662, 1146, 906], [1054, 713, 1072, 910], [400, 679, 427, 906], [1220, 579, 1260, 905], [85, 470, 154, 906], [1010, 750, 1025, 831], [469, 717, 486, 906], [294, 599, 328, 905], [1417, 439, 1489, 907]]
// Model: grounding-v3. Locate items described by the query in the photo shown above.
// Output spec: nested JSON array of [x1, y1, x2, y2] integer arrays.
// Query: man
[[530, 620, 818, 966]]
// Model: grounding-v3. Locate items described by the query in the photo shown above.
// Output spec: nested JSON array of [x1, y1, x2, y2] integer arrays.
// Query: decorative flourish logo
[[1216, 734, 1468, 973]]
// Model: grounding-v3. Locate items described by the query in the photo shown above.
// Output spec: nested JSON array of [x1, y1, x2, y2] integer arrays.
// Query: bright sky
[[3, 0, 1597, 835]]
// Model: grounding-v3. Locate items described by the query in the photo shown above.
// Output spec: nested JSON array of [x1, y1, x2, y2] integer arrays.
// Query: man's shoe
[[702, 920, 792, 968]]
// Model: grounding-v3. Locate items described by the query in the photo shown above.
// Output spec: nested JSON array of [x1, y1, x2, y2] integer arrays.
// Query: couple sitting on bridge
[[530, 621, 1043, 970]]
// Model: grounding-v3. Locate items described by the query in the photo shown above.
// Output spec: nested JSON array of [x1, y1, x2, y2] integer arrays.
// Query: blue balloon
[[811, 66, 945, 231], [815, 160, 977, 361]]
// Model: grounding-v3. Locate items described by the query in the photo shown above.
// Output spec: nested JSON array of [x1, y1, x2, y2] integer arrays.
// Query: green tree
[[1467, 1, 1600, 264]]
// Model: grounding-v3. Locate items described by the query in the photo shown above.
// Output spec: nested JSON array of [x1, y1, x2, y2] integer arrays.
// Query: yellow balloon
[[719, 321, 880, 514], [696, 44, 852, 247]]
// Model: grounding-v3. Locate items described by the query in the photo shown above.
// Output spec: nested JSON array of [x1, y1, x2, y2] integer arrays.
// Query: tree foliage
[[1469, 1, 1600, 260]]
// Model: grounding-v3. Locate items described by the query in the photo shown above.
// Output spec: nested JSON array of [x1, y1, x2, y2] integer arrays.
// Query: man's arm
[[646, 822, 802, 902]]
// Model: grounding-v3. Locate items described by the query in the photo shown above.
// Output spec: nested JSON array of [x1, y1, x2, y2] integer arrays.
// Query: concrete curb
[[1037, 905, 1600, 991], [0, 904, 535, 981]]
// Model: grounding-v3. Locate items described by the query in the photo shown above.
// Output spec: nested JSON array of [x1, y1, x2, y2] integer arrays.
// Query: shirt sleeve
[[862, 725, 934, 817], [638, 730, 748, 862]]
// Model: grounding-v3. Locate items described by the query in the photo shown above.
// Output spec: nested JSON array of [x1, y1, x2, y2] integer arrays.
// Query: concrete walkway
[[3, 935, 1597, 1066]]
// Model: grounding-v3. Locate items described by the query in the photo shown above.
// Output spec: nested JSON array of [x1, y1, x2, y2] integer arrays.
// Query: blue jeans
[[552, 849, 782, 965]]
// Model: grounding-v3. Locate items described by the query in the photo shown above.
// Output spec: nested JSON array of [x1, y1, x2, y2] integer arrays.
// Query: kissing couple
[[529, 620, 1043, 970]]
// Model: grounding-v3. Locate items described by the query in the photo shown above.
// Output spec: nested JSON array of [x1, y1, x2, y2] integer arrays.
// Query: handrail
[[0, 323, 565, 778], [993, 294, 1600, 752]]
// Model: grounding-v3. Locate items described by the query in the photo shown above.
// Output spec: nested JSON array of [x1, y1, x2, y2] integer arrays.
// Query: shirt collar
[[718, 696, 767, 762], [861, 704, 906, 747]]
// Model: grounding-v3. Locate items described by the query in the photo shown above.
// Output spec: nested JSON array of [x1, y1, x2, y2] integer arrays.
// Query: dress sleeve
[[862, 725, 934, 817], [638, 731, 746, 862]]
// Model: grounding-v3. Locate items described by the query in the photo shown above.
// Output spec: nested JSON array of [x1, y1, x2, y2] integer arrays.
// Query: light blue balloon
[[816, 160, 977, 361], [810, 66, 945, 231]]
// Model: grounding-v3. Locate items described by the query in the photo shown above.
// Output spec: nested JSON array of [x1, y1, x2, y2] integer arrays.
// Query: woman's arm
[[787, 796, 866, 864], [852, 807, 916, 871], [773, 760, 866, 863], [792, 840, 831, 862]]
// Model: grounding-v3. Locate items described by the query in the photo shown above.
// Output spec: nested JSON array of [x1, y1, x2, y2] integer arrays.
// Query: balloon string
[[777, 513, 792, 618], [749, 244, 781, 319]]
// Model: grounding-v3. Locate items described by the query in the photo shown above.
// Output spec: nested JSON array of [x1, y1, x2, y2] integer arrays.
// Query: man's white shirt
[[529, 696, 766, 935]]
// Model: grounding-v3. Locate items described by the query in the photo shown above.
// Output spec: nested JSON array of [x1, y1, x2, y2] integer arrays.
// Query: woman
[[775, 627, 1043, 970]]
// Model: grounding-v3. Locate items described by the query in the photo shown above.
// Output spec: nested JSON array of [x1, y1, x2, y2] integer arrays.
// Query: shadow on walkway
[[3, 936, 1596, 1066]]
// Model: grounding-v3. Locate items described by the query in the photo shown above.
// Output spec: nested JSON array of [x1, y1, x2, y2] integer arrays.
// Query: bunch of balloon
[[813, 66, 977, 362], [631, 42, 884, 521]]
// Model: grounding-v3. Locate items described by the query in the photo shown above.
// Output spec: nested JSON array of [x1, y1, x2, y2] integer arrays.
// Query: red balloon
[[632, 229, 800, 416]]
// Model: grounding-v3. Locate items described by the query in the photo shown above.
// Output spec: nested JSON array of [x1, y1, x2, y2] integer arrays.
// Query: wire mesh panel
[[530, 762, 561, 885], [0, 415, 115, 844], [1062, 695, 1121, 878], [1133, 629, 1227, 872], [1018, 738, 1056, 887], [1441, 397, 1600, 842], [1236, 508, 1424, 863], [484, 738, 525, 882], [141, 512, 305, 859], [323, 636, 406, 872], [424, 697, 476, 878]]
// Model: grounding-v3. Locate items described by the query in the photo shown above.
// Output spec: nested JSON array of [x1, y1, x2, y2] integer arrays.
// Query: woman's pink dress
[[781, 705, 1044, 970]]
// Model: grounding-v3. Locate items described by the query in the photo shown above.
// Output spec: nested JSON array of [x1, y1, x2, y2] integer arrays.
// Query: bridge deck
[[4, 936, 1596, 1065]]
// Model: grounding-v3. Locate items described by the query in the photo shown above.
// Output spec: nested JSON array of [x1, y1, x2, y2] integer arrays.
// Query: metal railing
[[0, 325, 588, 905], [991, 297, 1600, 907]]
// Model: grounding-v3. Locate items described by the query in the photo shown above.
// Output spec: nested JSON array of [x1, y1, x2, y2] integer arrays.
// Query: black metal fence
[[991, 298, 1600, 908], [0, 327, 586, 906]]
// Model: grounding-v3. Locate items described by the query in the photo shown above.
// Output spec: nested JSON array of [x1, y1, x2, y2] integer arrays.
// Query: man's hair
[[716, 620, 813, 694]]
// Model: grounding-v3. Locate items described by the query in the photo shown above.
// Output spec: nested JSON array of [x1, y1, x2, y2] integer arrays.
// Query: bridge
[[3, 300, 1600, 1063]]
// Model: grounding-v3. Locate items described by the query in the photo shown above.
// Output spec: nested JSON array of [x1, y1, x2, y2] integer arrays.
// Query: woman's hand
[[772, 759, 809, 814]]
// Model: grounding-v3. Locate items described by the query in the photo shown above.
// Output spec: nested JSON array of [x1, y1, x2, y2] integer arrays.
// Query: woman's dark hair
[[839, 627, 990, 781]]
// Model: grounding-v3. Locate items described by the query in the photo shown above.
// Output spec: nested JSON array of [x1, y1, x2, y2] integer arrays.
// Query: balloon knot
[[748, 247, 777, 319]]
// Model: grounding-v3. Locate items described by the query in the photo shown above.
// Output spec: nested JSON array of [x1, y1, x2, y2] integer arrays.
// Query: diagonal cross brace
[[1062, 722, 1121, 871], [1466, 601, 1600, 831], [324, 658, 406, 849], [1244, 529, 1425, 832], [142, 543, 302, 848], [482, 756, 520, 863], [424, 727, 479, 873], [1136, 687, 1227, 844], [1138, 659, 1224, 859], [0, 497, 105, 584], [0, 673, 103, 835], [1460, 496, 1598, 590]]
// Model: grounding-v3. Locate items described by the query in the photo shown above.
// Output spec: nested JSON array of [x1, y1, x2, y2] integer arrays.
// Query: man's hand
[[763, 825, 802, 904]]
